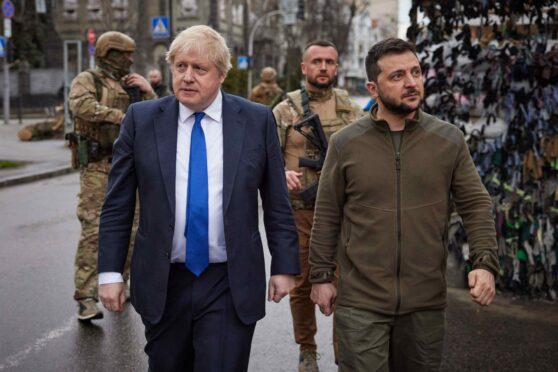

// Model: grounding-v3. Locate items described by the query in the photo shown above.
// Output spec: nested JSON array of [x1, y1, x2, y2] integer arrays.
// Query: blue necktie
[[185, 112, 209, 277]]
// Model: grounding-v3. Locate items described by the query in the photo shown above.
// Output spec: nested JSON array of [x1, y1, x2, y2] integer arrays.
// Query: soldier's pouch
[[77, 136, 89, 168], [70, 146, 79, 169], [66, 132, 80, 169], [97, 123, 120, 149]]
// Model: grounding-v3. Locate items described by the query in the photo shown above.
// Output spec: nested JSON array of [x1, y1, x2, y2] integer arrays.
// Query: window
[[63, 0, 78, 20], [87, 0, 102, 21], [112, 0, 128, 20]]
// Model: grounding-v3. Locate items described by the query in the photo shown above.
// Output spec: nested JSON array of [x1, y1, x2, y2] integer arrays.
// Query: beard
[[307, 75, 335, 90], [378, 88, 422, 116]]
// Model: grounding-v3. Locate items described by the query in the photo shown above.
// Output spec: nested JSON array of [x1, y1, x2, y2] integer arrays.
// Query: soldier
[[148, 68, 170, 97], [69, 31, 156, 321], [249, 66, 284, 107], [273, 40, 362, 372]]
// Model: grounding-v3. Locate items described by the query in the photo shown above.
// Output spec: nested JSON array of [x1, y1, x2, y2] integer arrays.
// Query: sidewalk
[[0, 118, 75, 188]]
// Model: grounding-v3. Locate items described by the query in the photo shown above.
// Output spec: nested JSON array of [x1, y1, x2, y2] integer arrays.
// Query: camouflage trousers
[[74, 158, 137, 301]]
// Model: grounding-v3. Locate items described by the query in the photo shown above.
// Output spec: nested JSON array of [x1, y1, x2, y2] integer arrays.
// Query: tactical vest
[[286, 88, 357, 156], [74, 69, 130, 149], [285, 88, 358, 208]]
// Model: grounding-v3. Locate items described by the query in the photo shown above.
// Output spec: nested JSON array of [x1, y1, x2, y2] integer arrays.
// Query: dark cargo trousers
[[336, 305, 445, 372]]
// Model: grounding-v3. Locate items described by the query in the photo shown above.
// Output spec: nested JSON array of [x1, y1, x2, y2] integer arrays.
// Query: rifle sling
[[300, 85, 312, 117]]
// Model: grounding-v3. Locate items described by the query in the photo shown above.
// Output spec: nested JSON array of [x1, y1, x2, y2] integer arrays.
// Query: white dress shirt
[[172, 91, 227, 263], [99, 92, 226, 285]]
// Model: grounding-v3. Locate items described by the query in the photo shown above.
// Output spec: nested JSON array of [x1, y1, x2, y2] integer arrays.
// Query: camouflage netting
[[408, 0, 558, 299]]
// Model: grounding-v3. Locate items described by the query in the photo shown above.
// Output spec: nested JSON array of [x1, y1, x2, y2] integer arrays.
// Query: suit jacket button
[[165, 251, 170, 258], [168, 224, 174, 230]]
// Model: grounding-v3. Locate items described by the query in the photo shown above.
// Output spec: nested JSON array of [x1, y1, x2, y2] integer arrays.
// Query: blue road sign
[[0, 36, 5, 58], [88, 44, 95, 56], [237, 56, 249, 70], [151, 16, 170, 39], [2, 0, 14, 18]]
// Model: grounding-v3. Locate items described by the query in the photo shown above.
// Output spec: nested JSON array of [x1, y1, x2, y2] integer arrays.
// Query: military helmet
[[260, 67, 277, 83], [94, 31, 136, 59]]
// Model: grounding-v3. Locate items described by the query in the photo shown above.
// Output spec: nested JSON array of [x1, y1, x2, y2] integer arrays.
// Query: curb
[[0, 166, 77, 189]]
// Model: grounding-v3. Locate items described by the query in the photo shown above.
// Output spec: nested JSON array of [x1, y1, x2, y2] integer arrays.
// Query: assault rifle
[[293, 113, 328, 204]]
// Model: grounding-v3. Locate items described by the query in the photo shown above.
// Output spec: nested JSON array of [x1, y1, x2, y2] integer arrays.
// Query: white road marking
[[0, 317, 75, 370]]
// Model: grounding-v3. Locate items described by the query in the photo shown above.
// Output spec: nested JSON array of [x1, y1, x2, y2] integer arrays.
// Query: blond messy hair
[[166, 25, 232, 76]]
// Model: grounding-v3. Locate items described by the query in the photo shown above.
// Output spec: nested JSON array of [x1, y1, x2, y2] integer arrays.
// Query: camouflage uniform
[[273, 87, 362, 356], [249, 82, 284, 106], [249, 67, 284, 107], [69, 32, 156, 314]]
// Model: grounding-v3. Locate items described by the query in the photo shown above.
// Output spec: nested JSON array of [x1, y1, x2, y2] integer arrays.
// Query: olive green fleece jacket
[[309, 108, 499, 315]]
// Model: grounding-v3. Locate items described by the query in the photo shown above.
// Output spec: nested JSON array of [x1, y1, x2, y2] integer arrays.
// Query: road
[[0, 173, 556, 371]]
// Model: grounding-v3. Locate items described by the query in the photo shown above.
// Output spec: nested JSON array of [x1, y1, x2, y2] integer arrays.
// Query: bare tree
[[302, 0, 368, 57]]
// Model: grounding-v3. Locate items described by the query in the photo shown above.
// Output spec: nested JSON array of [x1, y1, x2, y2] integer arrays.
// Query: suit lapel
[[222, 92, 246, 213], [154, 97, 179, 216]]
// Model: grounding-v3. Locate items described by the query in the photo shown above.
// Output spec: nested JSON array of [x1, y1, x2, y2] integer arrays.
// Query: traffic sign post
[[237, 56, 249, 70], [2, 0, 14, 124], [2, 36, 8, 125], [87, 28, 96, 68], [2, 0, 14, 18], [151, 16, 170, 39], [0, 36, 5, 58], [4, 17, 10, 38], [87, 28, 96, 44]]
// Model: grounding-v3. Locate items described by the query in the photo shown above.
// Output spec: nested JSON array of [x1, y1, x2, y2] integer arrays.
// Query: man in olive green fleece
[[308, 38, 500, 372]]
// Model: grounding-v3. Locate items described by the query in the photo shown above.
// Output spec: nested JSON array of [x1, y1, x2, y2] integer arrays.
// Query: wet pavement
[[1, 116, 557, 371]]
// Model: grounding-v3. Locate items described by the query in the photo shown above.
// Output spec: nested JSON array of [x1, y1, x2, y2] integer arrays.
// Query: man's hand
[[99, 283, 126, 312], [268, 274, 295, 303], [124, 73, 154, 94], [285, 170, 303, 191], [468, 268, 495, 306], [310, 283, 337, 316]]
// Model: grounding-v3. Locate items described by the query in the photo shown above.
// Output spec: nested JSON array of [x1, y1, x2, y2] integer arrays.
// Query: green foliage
[[222, 57, 248, 97], [0, 160, 25, 169]]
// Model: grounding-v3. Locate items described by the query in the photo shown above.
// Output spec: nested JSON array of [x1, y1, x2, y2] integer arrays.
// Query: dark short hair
[[303, 40, 338, 55], [365, 38, 417, 82]]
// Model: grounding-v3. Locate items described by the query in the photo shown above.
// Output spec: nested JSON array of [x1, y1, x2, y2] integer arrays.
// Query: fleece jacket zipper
[[390, 130, 404, 314]]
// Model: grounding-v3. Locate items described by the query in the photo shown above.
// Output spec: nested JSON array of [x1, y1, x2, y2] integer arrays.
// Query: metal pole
[[63, 40, 82, 134], [3, 38, 9, 125], [247, 10, 284, 96], [63, 41, 70, 133]]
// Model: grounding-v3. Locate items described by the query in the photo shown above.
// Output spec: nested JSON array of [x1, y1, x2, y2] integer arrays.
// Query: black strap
[[300, 84, 312, 117]]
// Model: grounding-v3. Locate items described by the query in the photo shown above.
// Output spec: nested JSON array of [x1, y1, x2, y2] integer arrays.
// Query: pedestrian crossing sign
[[0, 36, 5, 58], [151, 16, 170, 39]]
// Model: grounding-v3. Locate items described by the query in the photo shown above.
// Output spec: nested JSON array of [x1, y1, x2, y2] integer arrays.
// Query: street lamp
[[247, 10, 284, 96]]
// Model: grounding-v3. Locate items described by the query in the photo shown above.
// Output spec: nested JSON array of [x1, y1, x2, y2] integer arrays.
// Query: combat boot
[[77, 298, 104, 321], [298, 351, 319, 372]]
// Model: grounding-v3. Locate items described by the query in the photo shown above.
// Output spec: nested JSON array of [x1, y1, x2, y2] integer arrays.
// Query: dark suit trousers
[[142, 263, 256, 372]]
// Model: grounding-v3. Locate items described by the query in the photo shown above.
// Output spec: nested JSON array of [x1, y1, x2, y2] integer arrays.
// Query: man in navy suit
[[98, 25, 300, 371]]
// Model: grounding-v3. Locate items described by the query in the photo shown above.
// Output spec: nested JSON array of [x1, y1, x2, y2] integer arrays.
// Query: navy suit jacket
[[98, 92, 300, 325]]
